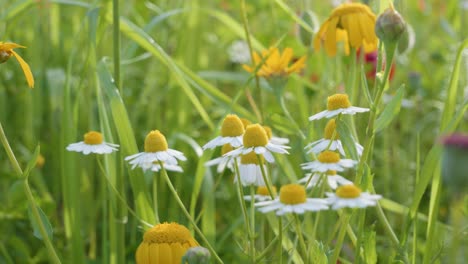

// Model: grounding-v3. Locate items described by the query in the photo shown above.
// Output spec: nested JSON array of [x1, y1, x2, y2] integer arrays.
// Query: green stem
[[250, 185, 256, 263], [0, 243, 14, 264], [293, 214, 308, 260], [113, 0, 121, 91], [0, 122, 61, 264], [278, 217, 283, 264], [256, 155, 275, 199], [153, 172, 160, 223], [330, 212, 351, 264], [279, 96, 306, 139], [159, 163, 224, 264]]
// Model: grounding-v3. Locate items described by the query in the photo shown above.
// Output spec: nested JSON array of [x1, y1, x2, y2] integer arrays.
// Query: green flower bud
[[375, 7, 407, 45], [441, 134, 468, 195], [297, 11, 319, 47], [181, 246, 211, 264]]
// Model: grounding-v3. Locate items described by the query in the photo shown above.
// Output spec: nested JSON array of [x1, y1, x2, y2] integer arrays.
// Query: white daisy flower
[[203, 114, 245, 150], [224, 124, 290, 163], [301, 150, 356, 172], [304, 119, 363, 156], [326, 184, 382, 210], [66, 131, 119, 155], [125, 130, 186, 171], [298, 170, 353, 190], [244, 186, 277, 202], [205, 144, 236, 173], [263, 125, 290, 146], [235, 152, 268, 186], [256, 184, 329, 215], [309, 93, 369, 121], [151, 162, 183, 173], [228, 40, 251, 64]]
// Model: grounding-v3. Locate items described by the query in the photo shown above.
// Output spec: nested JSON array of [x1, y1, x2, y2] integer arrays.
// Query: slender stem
[[293, 214, 308, 260], [159, 162, 224, 264], [279, 96, 306, 139], [256, 155, 275, 199], [330, 212, 351, 264], [113, 0, 121, 90], [0, 243, 14, 264], [250, 185, 256, 263], [278, 217, 283, 264], [0, 122, 61, 264], [153, 172, 160, 223]]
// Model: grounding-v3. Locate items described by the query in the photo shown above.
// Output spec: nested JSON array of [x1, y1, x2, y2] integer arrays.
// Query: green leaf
[[28, 204, 53, 241], [336, 120, 359, 161], [362, 228, 377, 264], [22, 145, 40, 180], [374, 85, 405, 133], [309, 241, 328, 264]]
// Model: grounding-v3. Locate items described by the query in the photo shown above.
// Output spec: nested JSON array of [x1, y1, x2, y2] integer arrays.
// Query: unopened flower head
[[301, 150, 356, 172], [0, 42, 34, 88], [326, 184, 382, 209], [305, 119, 363, 156], [66, 131, 119, 155], [125, 130, 186, 171], [205, 144, 236, 173], [181, 246, 211, 264], [236, 151, 267, 186], [135, 222, 198, 264], [244, 185, 277, 202], [242, 47, 306, 78], [224, 124, 290, 163], [255, 184, 329, 215], [203, 114, 244, 150], [309, 94, 369, 121], [298, 170, 353, 190], [375, 6, 407, 44], [314, 3, 377, 57]]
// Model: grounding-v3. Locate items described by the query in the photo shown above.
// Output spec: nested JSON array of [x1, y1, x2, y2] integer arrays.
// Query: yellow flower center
[[327, 94, 351, 111], [221, 144, 233, 155], [263, 126, 273, 140], [221, 114, 245, 137], [240, 151, 264, 165], [279, 184, 307, 205], [317, 151, 340, 163], [324, 119, 339, 139], [257, 186, 277, 196], [326, 170, 337, 175], [144, 130, 168, 152], [240, 118, 252, 129], [83, 131, 103, 145], [243, 124, 269, 147], [143, 222, 193, 244], [335, 184, 362, 198]]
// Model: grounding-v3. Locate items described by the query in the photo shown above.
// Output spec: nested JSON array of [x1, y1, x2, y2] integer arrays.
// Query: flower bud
[[181, 246, 211, 264], [441, 134, 468, 195], [375, 7, 407, 44], [297, 11, 318, 47]]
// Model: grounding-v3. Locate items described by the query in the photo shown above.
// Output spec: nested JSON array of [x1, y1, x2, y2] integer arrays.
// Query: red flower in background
[[358, 49, 395, 83]]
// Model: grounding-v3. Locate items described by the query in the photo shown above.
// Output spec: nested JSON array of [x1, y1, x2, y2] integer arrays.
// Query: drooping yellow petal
[[242, 64, 254, 73], [346, 14, 363, 49], [11, 50, 34, 88], [324, 17, 339, 56], [314, 20, 329, 51], [170, 243, 187, 263], [279, 47, 293, 69], [336, 29, 350, 55], [286, 56, 307, 74], [0, 42, 25, 50], [135, 243, 149, 264]]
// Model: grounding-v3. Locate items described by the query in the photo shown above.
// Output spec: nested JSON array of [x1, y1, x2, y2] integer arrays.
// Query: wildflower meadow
[[1, 0, 467, 263]]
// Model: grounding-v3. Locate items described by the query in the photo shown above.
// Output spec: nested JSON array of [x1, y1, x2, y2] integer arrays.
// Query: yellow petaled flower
[[302, 150, 356, 172], [314, 3, 378, 57], [309, 93, 369, 121], [0, 42, 34, 88], [125, 130, 186, 171], [66, 131, 119, 155], [203, 114, 245, 150], [224, 124, 290, 163], [255, 184, 329, 215], [136, 222, 199, 264], [326, 184, 382, 209], [242, 47, 306, 77]]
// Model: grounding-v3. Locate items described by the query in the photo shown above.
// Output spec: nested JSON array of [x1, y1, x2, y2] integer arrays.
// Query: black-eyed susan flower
[[242, 47, 306, 78], [244, 186, 277, 202], [203, 114, 245, 150], [204, 144, 236, 173], [135, 222, 199, 264], [66, 131, 119, 155], [325, 184, 382, 210], [224, 124, 290, 163], [255, 184, 329, 215], [301, 150, 356, 173], [235, 152, 267, 186], [309, 93, 369, 121], [0, 42, 34, 88], [314, 3, 377, 57], [298, 170, 352, 190], [125, 130, 186, 171], [304, 119, 363, 156]]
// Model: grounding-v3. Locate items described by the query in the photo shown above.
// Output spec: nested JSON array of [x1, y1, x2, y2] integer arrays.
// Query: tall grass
[[0, 0, 467, 263]]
